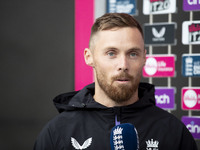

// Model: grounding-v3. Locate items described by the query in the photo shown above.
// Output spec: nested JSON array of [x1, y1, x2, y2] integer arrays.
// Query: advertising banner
[[182, 54, 200, 77], [182, 21, 200, 45], [183, 0, 200, 11], [143, 55, 175, 77], [182, 87, 200, 110], [155, 87, 175, 110], [143, 0, 176, 15], [182, 116, 200, 139], [107, 0, 137, 15], [144, 23, 176, 45]]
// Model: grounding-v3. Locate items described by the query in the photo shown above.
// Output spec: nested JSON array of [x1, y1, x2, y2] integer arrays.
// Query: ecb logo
[[107, 0, 137, 15], [182, 54, 200, 77]]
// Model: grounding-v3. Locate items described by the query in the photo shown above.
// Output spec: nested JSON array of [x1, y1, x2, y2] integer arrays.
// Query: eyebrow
[[102, 47, 118, 52], [104, 46, 141, 50], [102, 46, 144, 53], [126, 47, 144, 54]]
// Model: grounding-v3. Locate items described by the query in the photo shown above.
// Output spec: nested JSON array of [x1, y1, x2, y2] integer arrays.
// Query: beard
[[96, 70, 141, 104]]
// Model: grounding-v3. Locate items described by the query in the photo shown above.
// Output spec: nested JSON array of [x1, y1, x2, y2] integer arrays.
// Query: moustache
[[112, 73, 133, 81]]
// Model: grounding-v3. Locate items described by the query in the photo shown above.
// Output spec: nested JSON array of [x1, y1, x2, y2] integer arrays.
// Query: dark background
[[0, 0, 74, 149], [0, 0, 199, 149]]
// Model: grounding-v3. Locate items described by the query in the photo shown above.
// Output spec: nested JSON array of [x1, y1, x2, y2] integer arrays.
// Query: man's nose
[[118, 55, 129, 72]]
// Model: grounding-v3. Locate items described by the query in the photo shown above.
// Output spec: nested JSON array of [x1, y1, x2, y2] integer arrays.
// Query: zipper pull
[[115, 115, 120, 126], [114, 107, 121, 125]]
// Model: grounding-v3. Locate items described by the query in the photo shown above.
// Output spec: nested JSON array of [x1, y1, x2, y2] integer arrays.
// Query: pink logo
[[143, 55, 175, 77], [182, 87, 200, 110], [189, 23, 200, 32], [188, 23, 200, 43]]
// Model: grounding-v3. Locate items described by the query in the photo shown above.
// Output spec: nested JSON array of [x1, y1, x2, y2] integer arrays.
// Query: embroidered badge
[[146, 139, 159, 150], [113, 126, 124, 149], [71, 137, 92, 150]]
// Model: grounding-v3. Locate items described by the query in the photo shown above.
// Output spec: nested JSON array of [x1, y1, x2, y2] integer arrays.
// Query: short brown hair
[[89, 13, 143, 49]]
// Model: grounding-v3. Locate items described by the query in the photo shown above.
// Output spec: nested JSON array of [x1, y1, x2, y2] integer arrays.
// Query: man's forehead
[[98, 27, 143, 37], [90, 27, 144, 50]]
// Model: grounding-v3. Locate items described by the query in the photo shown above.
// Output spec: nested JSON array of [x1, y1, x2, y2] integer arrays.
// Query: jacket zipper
[[115, 115, 120, 125], [114, 107, 121, 126]]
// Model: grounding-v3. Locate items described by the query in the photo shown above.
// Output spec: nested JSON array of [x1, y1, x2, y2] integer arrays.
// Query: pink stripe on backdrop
[[75, 0, 94, 91]]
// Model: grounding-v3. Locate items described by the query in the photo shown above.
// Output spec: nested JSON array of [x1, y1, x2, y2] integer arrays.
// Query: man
[[34, 13, 197, 150]]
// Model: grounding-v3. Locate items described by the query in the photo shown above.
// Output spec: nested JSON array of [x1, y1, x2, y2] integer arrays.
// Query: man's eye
[[107, 51, 115, 57], [130, 53, 136, 57]]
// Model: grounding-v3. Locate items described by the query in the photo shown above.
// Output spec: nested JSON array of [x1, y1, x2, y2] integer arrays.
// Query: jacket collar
[[53, 82, 155, 113]]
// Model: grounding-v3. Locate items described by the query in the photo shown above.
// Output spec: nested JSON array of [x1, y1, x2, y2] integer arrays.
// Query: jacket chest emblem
[[146, 139, 159, 150], [71, 137, 92, 150]]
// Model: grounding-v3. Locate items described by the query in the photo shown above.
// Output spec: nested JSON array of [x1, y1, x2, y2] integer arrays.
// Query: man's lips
[[117, 78, 130, 81], [112, 73, 133, 82]]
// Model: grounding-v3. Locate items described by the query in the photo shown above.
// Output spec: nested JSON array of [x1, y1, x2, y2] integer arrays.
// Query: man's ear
[[84, 48, 94, 67]]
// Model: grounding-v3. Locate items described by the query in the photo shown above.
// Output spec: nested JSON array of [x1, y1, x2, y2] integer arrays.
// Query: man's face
[[89, 27, 146, 104]]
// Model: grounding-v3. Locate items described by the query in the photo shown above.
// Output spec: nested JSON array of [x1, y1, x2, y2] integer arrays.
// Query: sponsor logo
[[189, 23, 200, 43], [182, 21, 200, 45], [187, 122, 200, 134], [183, 0, 200, 11], [107, 0, 137, 15], [143, 0, 176, 15], [152, 27, 166, 41], [183, 90, 197, 108], [182, 87, 200, 110], [182, 54, 200, 77], [71, 137, 92, 150], [150, 0, 170, 12], [155, 87, 175, 110], [146, 139, 159, 150], [144, 23, 176, 45], [143, 55, 175, 77], [182, 116, 200, 139]]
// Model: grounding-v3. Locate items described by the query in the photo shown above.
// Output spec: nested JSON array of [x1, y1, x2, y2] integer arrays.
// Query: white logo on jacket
[[71, 137, 92, 150], [146, 139, 159, 150]]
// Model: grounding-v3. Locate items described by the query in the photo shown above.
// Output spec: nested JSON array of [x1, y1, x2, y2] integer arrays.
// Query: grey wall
[[0, 0, 74, 149]]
